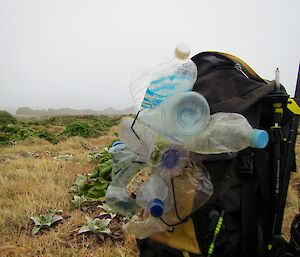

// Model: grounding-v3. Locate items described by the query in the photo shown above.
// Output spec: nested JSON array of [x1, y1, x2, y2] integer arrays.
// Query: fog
[[0, 0, 299, 114]]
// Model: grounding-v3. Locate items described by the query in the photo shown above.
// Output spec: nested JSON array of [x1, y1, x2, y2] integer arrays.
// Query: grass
[[282, 140, 300, 240], [0, 125, 139, 257]]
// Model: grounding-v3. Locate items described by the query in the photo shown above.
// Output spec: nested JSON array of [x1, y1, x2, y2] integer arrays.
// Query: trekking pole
[[270, 68, 287, 234], [207, 210, 225, 257], [273, 62, 300, 234]]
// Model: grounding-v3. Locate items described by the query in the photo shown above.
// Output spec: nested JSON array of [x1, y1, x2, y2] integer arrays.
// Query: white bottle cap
[[175, 44, 191, 60]]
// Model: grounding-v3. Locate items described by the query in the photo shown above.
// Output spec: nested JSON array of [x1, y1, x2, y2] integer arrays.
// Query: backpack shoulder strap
[[238, 148, 259, 257]]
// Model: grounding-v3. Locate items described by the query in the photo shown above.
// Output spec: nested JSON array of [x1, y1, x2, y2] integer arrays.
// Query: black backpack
[[137, 51, 300, 257]]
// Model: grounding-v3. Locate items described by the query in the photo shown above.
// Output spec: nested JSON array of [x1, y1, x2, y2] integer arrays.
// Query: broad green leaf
[[93, 182, 108, 191], [100, 227, 111, 234], [78, 226, 90, 234], [44, 222, 52, 227], [30, 216, 42, 226], [98, 218, 112, 228], [51, 215, 63, 224], [32, 226, 41, 235], [86, 216, 94, 229]]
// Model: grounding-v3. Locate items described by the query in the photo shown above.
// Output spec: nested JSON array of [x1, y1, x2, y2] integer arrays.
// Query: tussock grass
[[0, 125, 139, 257]]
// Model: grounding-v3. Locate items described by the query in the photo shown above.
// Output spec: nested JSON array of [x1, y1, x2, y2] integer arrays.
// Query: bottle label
[[141, 74, 193, 109]]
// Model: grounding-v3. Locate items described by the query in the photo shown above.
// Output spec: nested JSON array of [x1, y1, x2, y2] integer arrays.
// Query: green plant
[[14, 127, 34, 140], [0, 132, 10, 145], [88, 148, 113, 181], [63, 121, 93, 138], [99, 203, 117, 219], [71, 174, 109, 198], [78, 216, 111, 239], [88, 148, 111, 163], [0, 110, 16, 125], [71, 145, 114, 200], [30, 210, 64, 235], [71, 195, 89, 210], [93, 159, 113, 181], [33, 129, 59, 144]]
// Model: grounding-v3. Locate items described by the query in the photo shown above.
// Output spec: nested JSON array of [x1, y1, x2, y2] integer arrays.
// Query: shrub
[[0, 132, 10, 145], [0, 111, 16, 125], [33, 129, 59, 144], [63, 121, 93, 138]]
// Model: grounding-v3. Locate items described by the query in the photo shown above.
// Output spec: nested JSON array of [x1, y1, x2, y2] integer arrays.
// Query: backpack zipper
[[197, 65, 249, 79], [193, 51, 267, 83], [234, 63, 249, 79]]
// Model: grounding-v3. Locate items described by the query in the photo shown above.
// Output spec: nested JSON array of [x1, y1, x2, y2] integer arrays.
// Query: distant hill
[[15, 106, 136, 117]]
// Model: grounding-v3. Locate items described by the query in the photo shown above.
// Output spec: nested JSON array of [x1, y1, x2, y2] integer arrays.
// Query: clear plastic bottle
[[119, 117, 188, 177], [108, 142, 145, 177], [129, 44, 197, 110], [185, 112, 269, 154], [136, 175, 173, 217], [138, 91, 210, 140], [123, 214, 171, 239], [161, 161, 214, 225], [105, 143, 145, 217], [105, 185, 140, 217], [123, 161, 214, 238]]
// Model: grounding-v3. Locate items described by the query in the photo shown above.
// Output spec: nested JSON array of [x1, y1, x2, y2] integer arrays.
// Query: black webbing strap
[[239, 149, 258, 257], [254, 149, 273, 254]]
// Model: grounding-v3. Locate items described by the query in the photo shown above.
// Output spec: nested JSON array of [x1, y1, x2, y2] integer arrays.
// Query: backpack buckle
[[238, 150, 254, 177]]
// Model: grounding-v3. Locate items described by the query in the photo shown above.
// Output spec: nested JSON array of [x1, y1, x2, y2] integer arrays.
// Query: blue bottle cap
[[162, 149, 180, 169], [250, 129, 269, 149], [148, 199, 164, 217], [112, 141, 123, 147]]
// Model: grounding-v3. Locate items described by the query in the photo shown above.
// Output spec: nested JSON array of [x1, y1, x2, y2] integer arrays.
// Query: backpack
[[137, 51, 300, 257]]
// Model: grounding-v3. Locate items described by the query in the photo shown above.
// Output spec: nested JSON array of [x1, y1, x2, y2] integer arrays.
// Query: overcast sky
[[0, 0, 299, 113]]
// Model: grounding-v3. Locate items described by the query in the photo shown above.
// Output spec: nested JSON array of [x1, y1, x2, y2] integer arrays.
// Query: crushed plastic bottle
[[123, 161, 213, 238], [161, 161, 213, 225], [108, 142, 145, 178], [119, 117, 188, 177], [185, 112, 269, 154], [105, 185, 140, 217], [129, 44, 197, 110], [105, 143, 145, 217], [136, 175, 174, 217], [139, 91, 210, 140], [123, 213, 171, 239]]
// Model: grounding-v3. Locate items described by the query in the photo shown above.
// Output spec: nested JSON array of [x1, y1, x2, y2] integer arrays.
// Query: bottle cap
[[112, 141, 123, 147], [250, 129, 269, 149], [162, 149, 180, 169], [148, 199, 164, 217], [175, 44, 191, 60]]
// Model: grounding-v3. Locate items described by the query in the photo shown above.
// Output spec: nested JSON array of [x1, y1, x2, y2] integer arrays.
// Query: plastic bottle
[[105, 185, 140, 217], [123, 214, 171, 239], [138, 91, 210, 140], [119, 117, 188, 177], [136, 175, 173, 217], [105, 143, 145, 217], [109, 142, 145, 175], [161, 161, 214, 225], [123, 161, 214, 238], [129, 44, 197, 110], [185, 112, 269, 154]]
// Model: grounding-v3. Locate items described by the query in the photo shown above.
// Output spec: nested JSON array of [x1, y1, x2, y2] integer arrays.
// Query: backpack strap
[[254, 149, 273, 254], [238, 148, 259, 257]]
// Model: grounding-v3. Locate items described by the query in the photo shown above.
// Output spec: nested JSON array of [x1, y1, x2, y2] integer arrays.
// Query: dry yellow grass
[[0, 126, 139, 257], [282, 140, 300, 239]]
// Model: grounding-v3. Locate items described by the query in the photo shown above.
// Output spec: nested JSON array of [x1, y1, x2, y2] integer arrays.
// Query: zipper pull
[[235, 63, 249, 79]]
